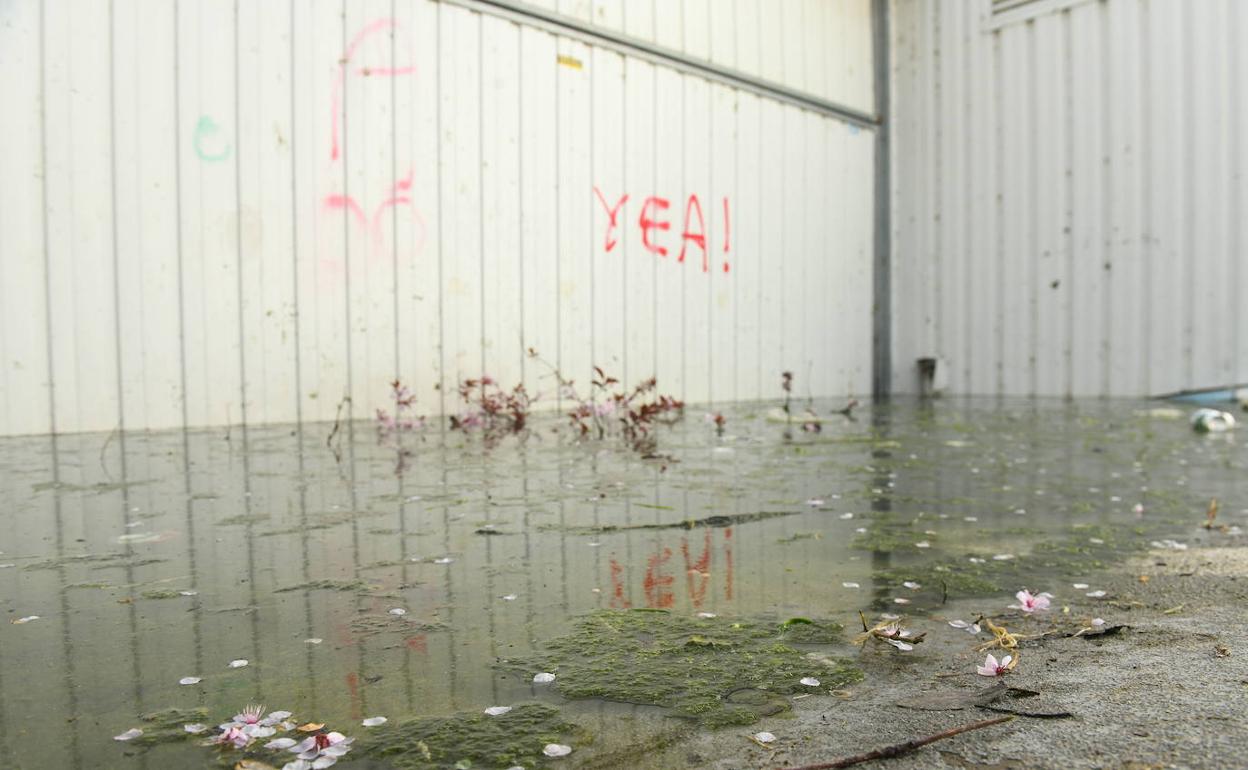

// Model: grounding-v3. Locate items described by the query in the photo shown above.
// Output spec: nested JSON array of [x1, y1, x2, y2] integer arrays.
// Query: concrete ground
[[615, 546, 1248, 770]]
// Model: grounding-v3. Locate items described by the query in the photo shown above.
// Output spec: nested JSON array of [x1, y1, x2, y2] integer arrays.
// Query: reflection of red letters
[[724, 528, 734, 600], [721, 197, 731, 274], [639, 197, 671, 257], [643, 547, 675, 608], [593, 187, 629, 252], [678, 194, 707, 271], [681, 531, 712, 608], [609, 558, 631, 608]]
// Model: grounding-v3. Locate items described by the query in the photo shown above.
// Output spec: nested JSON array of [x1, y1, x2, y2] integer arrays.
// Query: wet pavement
[[0, 397, 1243, 768]]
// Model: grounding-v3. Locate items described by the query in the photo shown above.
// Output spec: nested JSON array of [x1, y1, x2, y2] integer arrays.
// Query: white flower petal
[[311, 757, 339, 770], [283, 761, 313, 770], [533, 672, 556, 684], [434, 557, 454, 564], [799, 677, 821, 687], [267, 738, 299, 749], [842, 582, 860, 588], [178, 590, 198, 596], [183, 724, 208, 734], [12, 616, 39, 624], [696, 612, 717, 618], [1086, 590, 1107, 598], [388, 608, 407, 616], [902, 581, 921, 590], [752, 732, 777, 744], [229, 659, 249, 668], [1072, 583, 1089, 589], [483, 706, 512, 716], [543, 743, 573, 757], [361, 716, 387, 727], [501, 594, 518, 601], [893, 597, 911, 605], [839, 513, 854, 520], [114, 728, 143, 741], [304, 638, 323, 644], [885, 639, 914, 651], [915, 541, 931, 548], [992, 554, 1015, 561], [267, 710, 293, 721], [178, 676, 201, 685]]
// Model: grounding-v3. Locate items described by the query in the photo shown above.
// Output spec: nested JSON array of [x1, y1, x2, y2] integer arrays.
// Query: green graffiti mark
[[193, 115, 232, 162]]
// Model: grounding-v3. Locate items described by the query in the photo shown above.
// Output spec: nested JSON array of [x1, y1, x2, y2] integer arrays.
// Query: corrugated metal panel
[[0, 0, 876, 436], [890, 0, 1248, 397]]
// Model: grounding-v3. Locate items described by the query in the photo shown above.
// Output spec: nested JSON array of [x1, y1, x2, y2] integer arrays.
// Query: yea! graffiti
[[593, 187, 732, 275]]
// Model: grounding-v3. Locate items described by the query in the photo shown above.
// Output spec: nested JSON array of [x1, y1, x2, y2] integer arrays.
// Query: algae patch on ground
[[356, 702, 576, 770], [503, 609, 861, 727]]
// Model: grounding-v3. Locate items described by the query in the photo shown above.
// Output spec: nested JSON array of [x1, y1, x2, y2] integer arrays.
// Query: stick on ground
[[783, 714, 1015, 770]]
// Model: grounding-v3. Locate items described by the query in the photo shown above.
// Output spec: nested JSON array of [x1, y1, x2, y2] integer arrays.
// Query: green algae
[[502, 609, 861, 727], [140, 589, 182, 600], [274, 578, 376, 593], [128, 707, 209, 747], [355, 702, 577, 770]]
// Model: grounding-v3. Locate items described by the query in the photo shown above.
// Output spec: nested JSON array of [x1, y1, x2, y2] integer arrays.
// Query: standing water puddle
[[0, 398, 1242, 768]]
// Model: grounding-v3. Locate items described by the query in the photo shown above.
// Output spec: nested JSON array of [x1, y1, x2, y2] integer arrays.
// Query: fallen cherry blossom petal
[[839, 512, 854, 520], [179, 676, 202, 685], [903, 581, 921, 590], [178, 590, 198, 596], [304, 638, 323, 644], [433, 557, 455, 564], [915, 541, 931, 548], [388, 608, 407, 616], [893, 597, 911, 605], [362, 716, 387, 727], [799, 677, 821, 687], [12, 616, 39, 624], [114, 728, 143, 741], [501, 594, 517, 601], [229, 659, 249, 668], [483, 706, 512, 716], [533, 672, 556, 684], [1086, 590, 1107, 598], [752, 731, 777, 744], [183, 724, 208, 734], [842, 582, 860, 588], [1072, 583, 1089, 589], [543, 743, 572, 757], [696, 612, 717, 618], [266, 737, 298, 749], [993, 554, 1015, 561]]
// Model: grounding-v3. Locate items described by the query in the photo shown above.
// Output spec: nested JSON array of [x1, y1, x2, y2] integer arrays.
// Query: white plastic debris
[[543, 743, 572, 757], [533, 672, 556, 684], [228, 659, 249, 668], [178, 676, 201, 685], [483, 706, 512, 716], [114, 728, 143, 741], [1191, 408, 1236, 433]]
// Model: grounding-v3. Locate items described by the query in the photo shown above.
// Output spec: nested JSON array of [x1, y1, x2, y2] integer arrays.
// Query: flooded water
[[0, 398, 1242, 768]]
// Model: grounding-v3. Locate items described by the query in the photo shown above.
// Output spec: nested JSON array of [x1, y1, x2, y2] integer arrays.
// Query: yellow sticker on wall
[[557, 54, 583, 70]]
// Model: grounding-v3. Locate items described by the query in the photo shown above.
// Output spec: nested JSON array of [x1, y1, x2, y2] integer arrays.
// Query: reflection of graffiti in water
[[612, 528, 735, 609]]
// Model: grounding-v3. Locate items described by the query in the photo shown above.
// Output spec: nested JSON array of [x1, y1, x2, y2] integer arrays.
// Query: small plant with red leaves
[[705, 412, 726, 436], [449, 375, 534, 435], [528, 349, 684, 454], [375, 380, 424, 436]]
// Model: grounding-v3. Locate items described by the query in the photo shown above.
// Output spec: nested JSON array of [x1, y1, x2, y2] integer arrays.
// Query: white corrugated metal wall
[[890, 0, 1248, 397], [0, 0, 877, 437]]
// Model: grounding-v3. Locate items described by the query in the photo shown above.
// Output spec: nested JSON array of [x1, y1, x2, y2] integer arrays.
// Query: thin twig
[[782, 715, 1015, 770]]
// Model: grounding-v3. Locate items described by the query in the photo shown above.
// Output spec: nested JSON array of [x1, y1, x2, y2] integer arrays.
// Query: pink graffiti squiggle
[[331, 18, 416, 161]]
